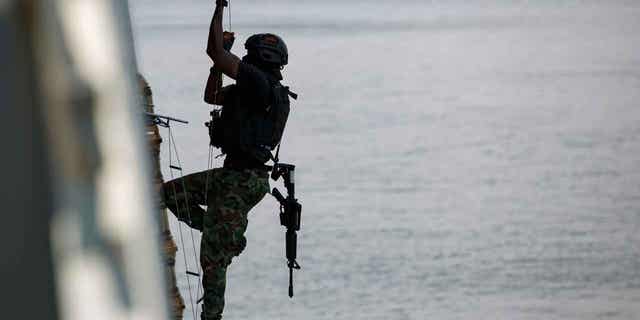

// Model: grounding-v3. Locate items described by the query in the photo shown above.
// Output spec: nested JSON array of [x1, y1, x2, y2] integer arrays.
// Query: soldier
[[163, 0, 293, 319]]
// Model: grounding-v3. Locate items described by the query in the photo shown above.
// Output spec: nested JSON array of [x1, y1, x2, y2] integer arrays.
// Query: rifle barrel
[[288, 267, 294, 298]]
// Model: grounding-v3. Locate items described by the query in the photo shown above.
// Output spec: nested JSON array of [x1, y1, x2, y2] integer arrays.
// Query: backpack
[[209, 81, 293, 164]]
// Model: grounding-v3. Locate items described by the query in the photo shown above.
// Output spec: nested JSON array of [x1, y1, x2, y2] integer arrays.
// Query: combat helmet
[[245, 33, 288, 67]]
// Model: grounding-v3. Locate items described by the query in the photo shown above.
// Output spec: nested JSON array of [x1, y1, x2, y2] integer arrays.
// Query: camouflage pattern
[[164, 167, 270, 320]]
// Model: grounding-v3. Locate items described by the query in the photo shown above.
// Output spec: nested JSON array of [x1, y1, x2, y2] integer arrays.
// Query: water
[[129, 1, 640, 319]]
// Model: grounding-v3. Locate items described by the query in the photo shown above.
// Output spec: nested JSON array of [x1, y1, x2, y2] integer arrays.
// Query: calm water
[[130, 1, 640, 319]]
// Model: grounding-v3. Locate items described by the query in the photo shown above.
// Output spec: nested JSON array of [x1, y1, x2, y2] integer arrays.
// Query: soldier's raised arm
[[206, 0, 240, 79]]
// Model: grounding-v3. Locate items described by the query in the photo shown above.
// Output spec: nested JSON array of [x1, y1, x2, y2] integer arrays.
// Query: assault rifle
[[270, 163, 302, 298]]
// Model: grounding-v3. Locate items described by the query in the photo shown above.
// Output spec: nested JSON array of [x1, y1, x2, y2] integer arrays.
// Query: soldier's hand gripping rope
[[204, 29, 235, 143], [271, 163, 302, 298]]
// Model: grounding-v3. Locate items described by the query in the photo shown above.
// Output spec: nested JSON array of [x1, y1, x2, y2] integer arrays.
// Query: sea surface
[[129, 1, 640, 319]]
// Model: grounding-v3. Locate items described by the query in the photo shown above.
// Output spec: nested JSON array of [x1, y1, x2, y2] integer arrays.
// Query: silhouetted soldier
[[163, 1, 293, 319]]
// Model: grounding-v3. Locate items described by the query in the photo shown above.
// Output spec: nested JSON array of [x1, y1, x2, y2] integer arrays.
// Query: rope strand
[[167, 126, 198, 320], [228, 0, 232, 30], [168, 128, 204, 311]]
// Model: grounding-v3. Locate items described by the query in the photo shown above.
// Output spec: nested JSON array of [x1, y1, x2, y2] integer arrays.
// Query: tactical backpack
[[208, 80, 293, 164]]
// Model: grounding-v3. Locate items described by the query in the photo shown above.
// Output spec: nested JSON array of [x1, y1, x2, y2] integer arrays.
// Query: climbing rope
[[228, 0, 232, 30], [203, 22, 226, 201], [196, 143, 215, 305], [160, 2, 234, 317], [192, 0, 233, 304], [166, 125, 204, 319]]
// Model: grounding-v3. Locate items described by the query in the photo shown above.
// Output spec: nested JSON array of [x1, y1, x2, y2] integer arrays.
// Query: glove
[[223, 31, 235, 51]]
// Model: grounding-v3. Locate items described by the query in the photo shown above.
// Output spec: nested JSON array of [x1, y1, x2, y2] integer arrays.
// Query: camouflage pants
[[163, 167, 269, 320]]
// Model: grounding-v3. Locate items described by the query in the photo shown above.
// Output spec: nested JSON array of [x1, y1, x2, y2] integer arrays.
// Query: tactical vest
[[210, 80, 291, 164]]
